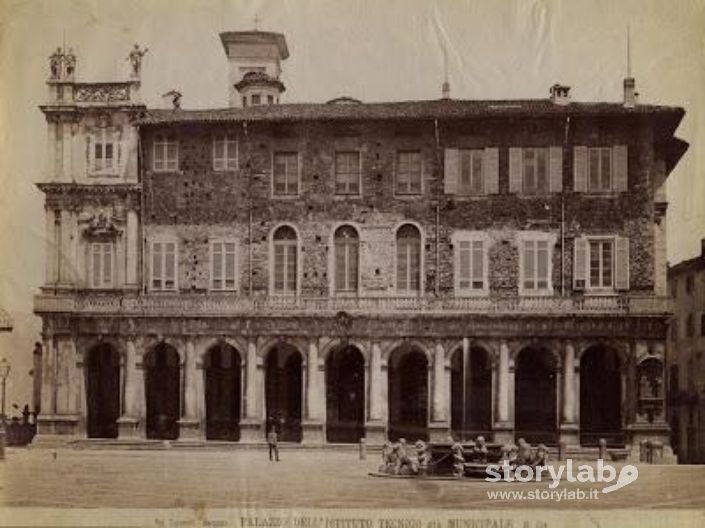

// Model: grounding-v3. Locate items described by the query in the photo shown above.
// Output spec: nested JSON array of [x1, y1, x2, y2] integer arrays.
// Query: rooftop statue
[[128, 44, 148, 78]]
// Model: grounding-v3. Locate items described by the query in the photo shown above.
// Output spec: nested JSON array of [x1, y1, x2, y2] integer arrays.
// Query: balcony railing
[[34, 292, 673, 317]]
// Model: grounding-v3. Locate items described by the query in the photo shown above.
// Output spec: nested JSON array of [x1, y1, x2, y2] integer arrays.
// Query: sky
[[0, 0, 703, 407]]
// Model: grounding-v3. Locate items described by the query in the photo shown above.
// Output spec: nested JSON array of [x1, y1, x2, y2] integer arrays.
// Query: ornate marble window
[[88, 127, 121, 176], [89, 242, 114, 288], [574, 236, 629, 292]]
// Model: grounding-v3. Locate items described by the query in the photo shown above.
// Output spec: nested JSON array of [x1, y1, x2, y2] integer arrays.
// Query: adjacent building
[[33, 30, 688, 460]]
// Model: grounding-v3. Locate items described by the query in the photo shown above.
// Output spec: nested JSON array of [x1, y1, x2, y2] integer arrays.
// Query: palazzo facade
[[33, 30, 688, 460]]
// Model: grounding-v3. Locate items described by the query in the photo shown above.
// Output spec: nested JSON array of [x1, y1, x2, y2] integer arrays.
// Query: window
[[521, 238, 552, 293], [522, 148, 549, 194], [589, 239, 613, 289], [686, 275, 695, 295], [89, 128, 120, 175], [333, 225, 359, 293], [151, 240, 177, 291], [459, 149, 484, 195], [588, 147, 612, 192], [272, 226, 298, 294], [211, 240, 237, 291], [396, 224, 421, 293], [273, 152, 299, 196], [251, 93, 261, 106], [213, 135, 237, 171], [395, 151, 422, 195], [90, 242, 113, 288], [335, 151, 361, 195], [153, 135, 178, 172], [267, 95, 274, 105], [686, 314, 694, 338], [701, 314, 705, 337], [575, 236, 629, 291], [455, 237, 486, 294]]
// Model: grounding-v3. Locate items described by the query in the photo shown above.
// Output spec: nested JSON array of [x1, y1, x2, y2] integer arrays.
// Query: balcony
[[34, 292, 673, 318]]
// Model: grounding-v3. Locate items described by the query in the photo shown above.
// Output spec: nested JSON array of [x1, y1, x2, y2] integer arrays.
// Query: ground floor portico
[[34, 312, 673, 461]]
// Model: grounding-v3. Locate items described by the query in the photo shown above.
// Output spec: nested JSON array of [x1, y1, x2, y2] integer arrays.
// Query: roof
[[669, 251, 705, 276], [0, 308, 12, 332], [234, 71, 286, 93], [135, 98, 685, 127], [219, 31, 289, 60]]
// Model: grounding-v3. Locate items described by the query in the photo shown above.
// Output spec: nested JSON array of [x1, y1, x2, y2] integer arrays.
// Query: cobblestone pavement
[[1, 447, 704, 510]]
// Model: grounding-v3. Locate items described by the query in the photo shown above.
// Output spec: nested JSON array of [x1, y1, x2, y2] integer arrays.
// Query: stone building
[[667, 241, 705, 463], [33, 30, 688, 460]]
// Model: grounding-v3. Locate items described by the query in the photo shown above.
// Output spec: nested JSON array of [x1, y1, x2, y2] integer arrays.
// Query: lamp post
[[0, 357, 10, 461]]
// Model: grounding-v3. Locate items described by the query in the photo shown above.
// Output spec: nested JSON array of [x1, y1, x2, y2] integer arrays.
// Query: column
[[118, 339, 142, 437], [429, 342, 449, 441], [45, 209, 56, 284], [365, 341, 386, 444], [302, 339, 324, 443], [59, 209, 73, 285], [125, 209, 139, 286], [37, 338, 56, 436], [240, 339, 262, 441], [494, 339, 513, 443], [178, 339, 202, 439], [559, 341, 579, 445]]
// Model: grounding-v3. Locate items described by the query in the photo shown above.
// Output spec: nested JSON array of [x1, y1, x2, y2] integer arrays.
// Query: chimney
[[623, 77, 637, 108], [442, 80, 450, 100], [549, 84, 571, 105]]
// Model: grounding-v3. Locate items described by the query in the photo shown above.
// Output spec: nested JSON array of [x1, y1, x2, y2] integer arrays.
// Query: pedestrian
[[267, 425, 280, 462]]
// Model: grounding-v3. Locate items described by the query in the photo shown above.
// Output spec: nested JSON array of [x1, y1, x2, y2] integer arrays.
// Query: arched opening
[[580, 345, 623, 446], [265, 343, 303, 442], [326, 345, 365, 443], [85, 343, 120, 439], [515, 347, 557, 445], [333, 225, 359, 293], [388, 346, 428, 441], [450, 346, 492, 440], [144, 343, 180, 440], [272, 225, 298, 295], [396, 224, 421, 294], [204, 342, 242, 441]]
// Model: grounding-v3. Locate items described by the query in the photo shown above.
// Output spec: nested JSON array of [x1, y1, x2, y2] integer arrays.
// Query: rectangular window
[[686, 275, 695, 295], [273, 152, 299, 196], [521, 239, 551, 293], [151, 241, 177, 291], [335, 151, 361, 195], [153, 135, 178, 172], [213, 135, 237, 171], [274, 243, 297, 293], [588, 147, 612, 191], [456, 239, 485, 293], [211, 240, 237, 291], [267, 95, 274, 104], [251, 94, 261, 105], [522, 148, 549, 194], [90, 242, 113, 288], [395, 151, 422, 195], [459, 149, 484, 195], [588, 239, 614, 289], [90, 128, 119, 175]]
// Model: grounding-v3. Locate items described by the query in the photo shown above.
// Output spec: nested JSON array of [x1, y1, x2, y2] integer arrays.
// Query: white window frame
[[451, 231, 489, 296], [587, 236, 615, 292], [394, 222, 424, 296], [395, 150, 424, 196], [521, 147, 550, 194], [88, 128, 121, 176], [213, 134, 238, 171], [588, 147, 613, 192], [517, 232, 556, 296], [271, 151, 300, 197], [458, 149, 485, 196], [153, 134, 179, 172], [89, 241, 114, 288], [210, 239, 238, 292], [334, 151, 362, 196], [269, 224, 300, 296], [330, 223, 361, 295], [150, 239, 178, 291]]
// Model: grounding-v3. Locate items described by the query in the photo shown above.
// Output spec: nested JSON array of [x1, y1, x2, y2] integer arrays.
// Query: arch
[[381, 339, 433, 365], [450, 345, 493, 440], [319, 338, 369, 364], [388, 344, 429, 441], [269, 223, 301, 296], [514, 346, 558, 445], [265, 343, 303, 442], [394, 223, 423, 294], [85, 343, 120, 439], [144, 342, 181, 440], [332, 224, 360, 294], [325, 344, 365, 443], [204, 342, 242, 441], [140, 336, 185, 364], [580, 344, 624, 447]]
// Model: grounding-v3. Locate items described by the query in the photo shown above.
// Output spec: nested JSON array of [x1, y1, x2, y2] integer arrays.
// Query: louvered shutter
[[483, 147, 499, 194], [573, 237, 588, 290], [615, 236, 630, 290], [613, 145, 628, 192], [549, 146, 563, 192], [509, 147, 522, 193], [444, 149, 459, 194], [573, 146, 588, 192]]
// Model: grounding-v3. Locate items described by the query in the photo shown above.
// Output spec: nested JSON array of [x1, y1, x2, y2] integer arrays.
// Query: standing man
[[267, 423, 280, 462]]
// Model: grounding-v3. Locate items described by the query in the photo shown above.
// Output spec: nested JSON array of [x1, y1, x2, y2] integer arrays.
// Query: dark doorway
[[388, 346, 428, 441], [265, 344, 303, 442], [144, 343, 180, 440], [580, 346, 623, 446], [205, 342, 242, 441], [451, 346, 493, 440], [85, 343, 120, 439], [326, 345, 365, 443], [515, 347, 557, 445]]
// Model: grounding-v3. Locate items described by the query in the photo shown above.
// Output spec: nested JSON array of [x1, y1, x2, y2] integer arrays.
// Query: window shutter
[[483, 148, 499, 194], [509, 147, 522, 193], [573, 237, 588, 289], [549, 146, 563, 192], [613, 145, 628, 192], [86, 135, 93, 172], [573, 146, 588, 192], [615, 236, 630, 290], [444, 148, 459, 194]]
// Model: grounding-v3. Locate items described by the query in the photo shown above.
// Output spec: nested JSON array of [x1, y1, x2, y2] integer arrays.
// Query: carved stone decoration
[[79, 207, 123, 239], [75, 84, 130, 103]]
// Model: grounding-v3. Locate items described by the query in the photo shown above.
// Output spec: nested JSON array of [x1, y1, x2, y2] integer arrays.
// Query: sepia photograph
[[0, 0, 704, 526]]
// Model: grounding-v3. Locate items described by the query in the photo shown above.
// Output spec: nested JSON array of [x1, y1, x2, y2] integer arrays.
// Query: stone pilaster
[[494, 339, 513, 443], [240, 339, 262, 442], [429, 342, 449, 441], [117, 339, 143, 438], [178, 339, 202, 439], [559, 341, 580, 446], [302, 339, 324, 443], [365, 341, 386, 444]]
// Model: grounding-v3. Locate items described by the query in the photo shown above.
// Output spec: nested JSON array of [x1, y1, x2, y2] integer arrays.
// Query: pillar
[[494, 339, 513, 443], [178, 339, 202, 439], [559, 341, 579, 446], [117, 339, 143, 438], [302, 339, 324, 443], [59, 209, 74, 285], [365, 341, 385, 444], [125, 209, 139, 287], [45, 209, 57, 285], [240, 339, 262, 442], [429, 342, 449, 441]]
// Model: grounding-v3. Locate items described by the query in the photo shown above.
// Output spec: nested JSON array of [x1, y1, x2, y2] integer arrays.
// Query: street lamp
[[0, 357, 10, 461]]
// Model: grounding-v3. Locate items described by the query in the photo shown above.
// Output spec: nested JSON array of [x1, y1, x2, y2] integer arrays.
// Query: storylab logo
[[486, 459, 639, 494]]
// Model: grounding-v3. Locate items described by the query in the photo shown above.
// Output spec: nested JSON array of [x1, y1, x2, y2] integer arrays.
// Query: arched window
[[396, 224, 421, 293], [334, 225, 359, 293], [273, 226, 298, 294]]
